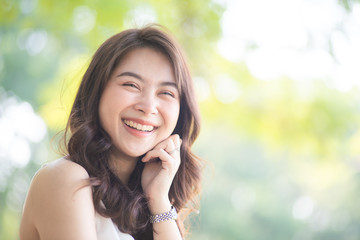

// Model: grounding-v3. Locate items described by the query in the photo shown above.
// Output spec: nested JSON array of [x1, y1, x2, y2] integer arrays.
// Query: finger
[[165, 135, 181, 151], [164, 138, 177, 156], [152, 137, 177, 155], [143, 157, 160, 163], [142, 148, 164, 162], [171, 135, 182, 155], [142, 149, 179, 169], [153, 136, 174, 151], [172, 134, 181, 149]]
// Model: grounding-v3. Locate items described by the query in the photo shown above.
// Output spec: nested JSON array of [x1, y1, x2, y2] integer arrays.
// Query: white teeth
[[124, 120, 154, 132]]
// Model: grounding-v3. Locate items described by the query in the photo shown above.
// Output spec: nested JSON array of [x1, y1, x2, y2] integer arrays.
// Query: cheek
[[98, 95, 121, 131], [160, 102, 180, 131], [168, 105, 180, 130], [98, 105, 112, 135]]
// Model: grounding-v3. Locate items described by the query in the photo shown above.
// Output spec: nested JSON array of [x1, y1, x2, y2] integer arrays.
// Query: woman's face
[[98, 47, 180, 159]]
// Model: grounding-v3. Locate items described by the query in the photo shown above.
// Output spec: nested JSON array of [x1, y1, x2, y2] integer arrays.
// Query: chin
[[123, 145, 153, 158]]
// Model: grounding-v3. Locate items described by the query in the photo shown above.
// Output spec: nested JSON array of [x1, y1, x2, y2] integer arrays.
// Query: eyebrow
[[117, 71, 178, 88], [117, 71, 144, 81]]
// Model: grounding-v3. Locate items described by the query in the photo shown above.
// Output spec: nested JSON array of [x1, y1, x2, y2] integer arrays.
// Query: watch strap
[[149, 205, 178, 223]]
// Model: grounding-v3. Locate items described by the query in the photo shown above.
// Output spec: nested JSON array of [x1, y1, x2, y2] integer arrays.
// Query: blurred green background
[[1, 0, 360, 239]]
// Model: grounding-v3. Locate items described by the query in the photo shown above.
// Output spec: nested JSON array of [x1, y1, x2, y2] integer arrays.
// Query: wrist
[[149, 205, 178, 223], [148, 197, 172, 215]]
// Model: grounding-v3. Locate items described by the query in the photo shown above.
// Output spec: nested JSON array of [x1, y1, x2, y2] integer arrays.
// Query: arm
[[20, 159, 97, 240], [148, 198, 182, 239], [141, 134, 183, 240]]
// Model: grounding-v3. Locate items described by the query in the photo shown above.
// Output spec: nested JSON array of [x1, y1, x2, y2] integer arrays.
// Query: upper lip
[[122, 118, 159, 128]]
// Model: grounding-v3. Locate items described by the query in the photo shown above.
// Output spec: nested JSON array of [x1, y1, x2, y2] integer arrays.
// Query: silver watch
[[149, 205, 178, 223]]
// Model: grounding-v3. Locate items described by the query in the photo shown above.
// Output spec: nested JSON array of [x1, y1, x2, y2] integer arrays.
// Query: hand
[[141, 134, 182, 212]]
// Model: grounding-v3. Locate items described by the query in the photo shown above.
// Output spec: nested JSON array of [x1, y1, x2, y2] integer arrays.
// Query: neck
[[109, 149, 139, 184]]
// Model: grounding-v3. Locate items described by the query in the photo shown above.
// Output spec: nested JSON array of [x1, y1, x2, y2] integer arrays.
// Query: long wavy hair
[[62, 25, 202, 239]]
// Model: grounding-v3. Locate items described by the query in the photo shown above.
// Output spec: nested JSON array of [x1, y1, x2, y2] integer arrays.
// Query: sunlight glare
[[4, 101, 47, 142], [219, 0, 358, 91], [292, 195, 315, 220], [214, 75, 241, 103], [193, 76, 211, 102], [124, 4, 157, 28], [25, 30, 47, 56], [9, 137, 31, 168], [73, 6, 97, 35]]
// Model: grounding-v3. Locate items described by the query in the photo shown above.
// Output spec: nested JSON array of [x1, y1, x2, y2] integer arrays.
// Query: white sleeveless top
[[95, 211, 134, 240]]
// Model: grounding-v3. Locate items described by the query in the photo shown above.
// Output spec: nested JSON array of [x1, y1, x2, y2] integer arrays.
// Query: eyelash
[[161, 91, 175, 98], [122, 83, 175, 98], [123, 83, 139, 89]]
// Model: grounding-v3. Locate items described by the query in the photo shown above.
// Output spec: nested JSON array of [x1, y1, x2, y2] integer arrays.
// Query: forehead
[[113, 47, 176, 82]]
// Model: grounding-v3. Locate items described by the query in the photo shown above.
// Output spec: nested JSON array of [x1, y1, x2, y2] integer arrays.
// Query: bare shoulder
[[35, 158, 90, 182], [27, 158, 91, 202], [20, 158, 97, 240], [29, 157, 94, 213]]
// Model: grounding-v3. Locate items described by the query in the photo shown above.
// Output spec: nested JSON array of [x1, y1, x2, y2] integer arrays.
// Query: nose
[[134, 92, 159, 115]]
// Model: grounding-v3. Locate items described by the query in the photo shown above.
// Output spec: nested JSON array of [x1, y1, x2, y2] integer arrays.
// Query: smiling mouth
[[123, 119, 156, 132]]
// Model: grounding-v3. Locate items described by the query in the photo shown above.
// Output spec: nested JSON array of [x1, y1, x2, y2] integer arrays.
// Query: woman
[[20, 25, 202, 240]]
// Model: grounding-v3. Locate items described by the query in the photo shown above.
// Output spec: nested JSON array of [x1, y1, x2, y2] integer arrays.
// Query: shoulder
[[36, 158, 90, 182], [20, 158, 97, 240], [28, 158, 91, 200], [29, 158, 93, 210]]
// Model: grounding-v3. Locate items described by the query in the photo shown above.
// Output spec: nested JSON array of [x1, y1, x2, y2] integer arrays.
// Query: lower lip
[[123, 122, 155, 137]]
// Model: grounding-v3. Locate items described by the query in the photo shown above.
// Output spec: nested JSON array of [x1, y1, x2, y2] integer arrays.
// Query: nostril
[[134, 101, 158, 115]]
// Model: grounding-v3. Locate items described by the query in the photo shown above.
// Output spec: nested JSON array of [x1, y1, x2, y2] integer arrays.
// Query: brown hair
[[62, 25, 202, 239]]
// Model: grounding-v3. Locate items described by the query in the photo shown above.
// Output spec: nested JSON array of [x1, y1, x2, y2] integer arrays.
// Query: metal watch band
[[149, 205, 178, 223]]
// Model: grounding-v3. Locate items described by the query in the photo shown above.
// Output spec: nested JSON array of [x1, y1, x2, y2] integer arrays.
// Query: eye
[[161, 91, 175, 98], [122, 83, 139, 89]]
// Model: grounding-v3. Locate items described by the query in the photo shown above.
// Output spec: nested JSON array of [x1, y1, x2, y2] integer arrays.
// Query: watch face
[[171, 206, 178, 220]]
